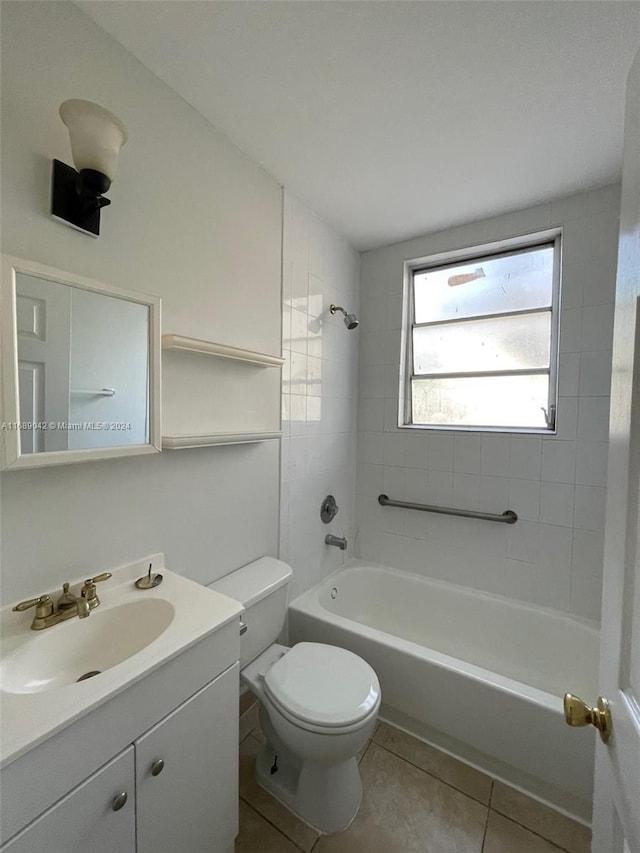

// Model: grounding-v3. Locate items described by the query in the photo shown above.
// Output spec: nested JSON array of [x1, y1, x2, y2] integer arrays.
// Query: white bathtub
[[288, 560, 599, 822]]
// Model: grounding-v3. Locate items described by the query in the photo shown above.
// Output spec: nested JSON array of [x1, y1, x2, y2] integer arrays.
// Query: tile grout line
[[480, 809, 491, 853], [240, 797, 308, 853], [488, 809, 579, 853], [480, 780, 494, 853], [489, 770, 588, 852], [357, 737, 373, 766], [372, 740, 492, 808]]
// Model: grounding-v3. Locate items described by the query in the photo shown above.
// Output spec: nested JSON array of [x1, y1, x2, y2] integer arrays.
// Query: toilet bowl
[[243, 641, 380, 832], [210, 559, 381, 834]]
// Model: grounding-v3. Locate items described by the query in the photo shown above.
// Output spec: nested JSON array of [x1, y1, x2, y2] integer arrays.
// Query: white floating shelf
[[162, 431, 282, 449], [162, 334, 284, 367]]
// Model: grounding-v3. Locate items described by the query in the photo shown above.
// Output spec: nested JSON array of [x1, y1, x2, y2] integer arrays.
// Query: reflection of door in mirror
[[15, 274, 71, 453], [2, 254, 160, 470], [15, 276, 150, 454], [67, 288, 149, 449]]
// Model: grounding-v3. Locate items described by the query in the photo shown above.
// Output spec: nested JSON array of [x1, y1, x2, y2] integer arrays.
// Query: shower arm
[[329, 304, 359, 330]]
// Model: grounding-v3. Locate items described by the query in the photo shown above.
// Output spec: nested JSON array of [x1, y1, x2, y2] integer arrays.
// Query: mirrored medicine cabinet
[[1, 255, 161, 469]]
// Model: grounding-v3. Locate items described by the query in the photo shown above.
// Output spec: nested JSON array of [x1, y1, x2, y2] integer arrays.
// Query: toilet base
[[255, 740, 363, 835]]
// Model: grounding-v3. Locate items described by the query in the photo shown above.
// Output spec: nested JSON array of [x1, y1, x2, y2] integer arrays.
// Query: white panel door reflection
[[15, 273, 150, 453], [15, 274, 71, 453]]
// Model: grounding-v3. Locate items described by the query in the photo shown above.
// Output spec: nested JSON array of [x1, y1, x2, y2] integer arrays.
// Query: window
[[401, 232, 561, 432]]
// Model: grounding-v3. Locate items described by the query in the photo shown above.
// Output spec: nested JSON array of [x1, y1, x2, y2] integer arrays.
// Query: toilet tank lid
[[208, 557, 292, 608]]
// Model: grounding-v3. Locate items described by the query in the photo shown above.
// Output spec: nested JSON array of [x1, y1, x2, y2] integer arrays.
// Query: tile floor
[[235, 703, 591, 853]]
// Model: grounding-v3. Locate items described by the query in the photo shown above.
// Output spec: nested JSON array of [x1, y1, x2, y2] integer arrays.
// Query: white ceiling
[[78, 1, 640, 251]]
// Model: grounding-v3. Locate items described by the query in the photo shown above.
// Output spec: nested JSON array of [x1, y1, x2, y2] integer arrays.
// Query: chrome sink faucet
[[12, 573, 112, 630]]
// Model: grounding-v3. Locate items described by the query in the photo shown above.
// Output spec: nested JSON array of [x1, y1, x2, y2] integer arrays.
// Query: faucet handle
[[13, 594, 53, 617], [13, 595, 45, 612], [84, 572, 112, 585], [81, 572, 112, 605]]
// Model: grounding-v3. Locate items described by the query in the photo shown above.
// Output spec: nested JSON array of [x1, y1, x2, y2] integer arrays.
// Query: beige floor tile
[[239, 734, 319, 853], [374, 722, 492, 804], [357, 721, 380, 764], [239, 702, 260, 743], [484, 812, 567, 852], [490, 782, 591, 853], [235, 801, 300, 853], [240, 691, 258, 716], [314, 743, 487, 853]]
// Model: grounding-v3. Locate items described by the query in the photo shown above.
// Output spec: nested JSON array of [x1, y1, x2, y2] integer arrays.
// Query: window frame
[[398, 228, 562, 434]]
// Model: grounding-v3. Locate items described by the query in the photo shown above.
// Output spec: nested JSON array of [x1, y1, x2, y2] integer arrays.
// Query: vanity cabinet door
[[135, 662, 239, 853], [1, 747, 135, 853]]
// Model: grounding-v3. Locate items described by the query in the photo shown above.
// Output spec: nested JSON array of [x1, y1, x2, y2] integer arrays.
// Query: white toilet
[[211, 557, 380, 834]]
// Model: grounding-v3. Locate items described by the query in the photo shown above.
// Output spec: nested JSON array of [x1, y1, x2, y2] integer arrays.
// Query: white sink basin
[[0, 598, 175, 694], [0, 554, 244, 768]]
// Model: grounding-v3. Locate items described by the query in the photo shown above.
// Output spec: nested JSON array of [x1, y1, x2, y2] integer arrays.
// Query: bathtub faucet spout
[[325, 534, 347, 551]]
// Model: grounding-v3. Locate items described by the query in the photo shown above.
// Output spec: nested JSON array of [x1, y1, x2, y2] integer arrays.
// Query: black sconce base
[[50, 159, 111, 238]]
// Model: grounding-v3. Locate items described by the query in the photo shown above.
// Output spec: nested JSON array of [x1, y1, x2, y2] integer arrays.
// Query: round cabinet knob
[[112, 792, 128, 812], [151, 759, 165, 777]]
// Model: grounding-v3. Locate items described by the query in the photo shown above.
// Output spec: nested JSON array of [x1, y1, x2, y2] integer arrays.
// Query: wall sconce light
[[51, 99, 128, 238]]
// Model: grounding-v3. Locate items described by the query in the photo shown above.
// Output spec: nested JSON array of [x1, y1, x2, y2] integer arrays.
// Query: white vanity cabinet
[[135, 664, 239, 853], [1, 559, 243, 852], [2, 747, 136, 853], [1, 664, 239, 853]]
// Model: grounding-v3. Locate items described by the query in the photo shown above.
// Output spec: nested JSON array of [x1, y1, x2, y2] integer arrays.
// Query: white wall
[[280, 192, 360, 600], [68, 288, 149, 448], [356, 185, 620, 621], [0, 2, 282, 602]]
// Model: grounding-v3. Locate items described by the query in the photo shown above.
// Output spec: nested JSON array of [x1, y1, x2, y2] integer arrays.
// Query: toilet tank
[[209, 557, 292, 667]]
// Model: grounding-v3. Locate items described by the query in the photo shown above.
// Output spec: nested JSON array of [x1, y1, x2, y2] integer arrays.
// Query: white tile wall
[[356, 185, 620, 622], [280, 192, 360, 600]]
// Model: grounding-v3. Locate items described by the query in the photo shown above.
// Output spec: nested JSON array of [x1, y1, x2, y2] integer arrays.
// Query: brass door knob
[[563, 693, 612, 743]]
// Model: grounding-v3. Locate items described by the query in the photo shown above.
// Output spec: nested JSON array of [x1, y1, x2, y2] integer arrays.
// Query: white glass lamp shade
[[59, 100, 128, 182]]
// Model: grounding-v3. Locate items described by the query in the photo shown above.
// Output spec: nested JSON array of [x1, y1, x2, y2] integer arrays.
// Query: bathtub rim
[[303, 558, 600, 633], [289, 558, 600, 708]]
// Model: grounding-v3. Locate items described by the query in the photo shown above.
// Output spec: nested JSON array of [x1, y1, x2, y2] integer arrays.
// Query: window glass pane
[[413, 311, 551, 375], [414, 245, 554, 324], [411, 374, 549, 428]]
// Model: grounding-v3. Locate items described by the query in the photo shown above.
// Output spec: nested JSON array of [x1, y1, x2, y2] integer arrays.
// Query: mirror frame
[[1, 255, 161, 469]]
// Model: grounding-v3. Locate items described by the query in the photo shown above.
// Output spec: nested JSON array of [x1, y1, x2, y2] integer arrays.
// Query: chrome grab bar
[[378, 494, 517, 524]]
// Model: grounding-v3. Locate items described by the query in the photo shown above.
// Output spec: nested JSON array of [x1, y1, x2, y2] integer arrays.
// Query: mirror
[[1, 255, 161, 469]]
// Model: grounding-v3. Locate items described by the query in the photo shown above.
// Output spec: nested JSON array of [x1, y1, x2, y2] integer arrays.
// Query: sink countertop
[[0, 554, 243, 768]]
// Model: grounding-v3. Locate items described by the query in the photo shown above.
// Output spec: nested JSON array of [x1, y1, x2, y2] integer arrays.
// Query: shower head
[[330, 304, 359, 330]]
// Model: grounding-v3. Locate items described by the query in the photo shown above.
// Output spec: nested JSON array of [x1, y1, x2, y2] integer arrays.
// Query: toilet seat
[[264, 642, 380, 733]]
